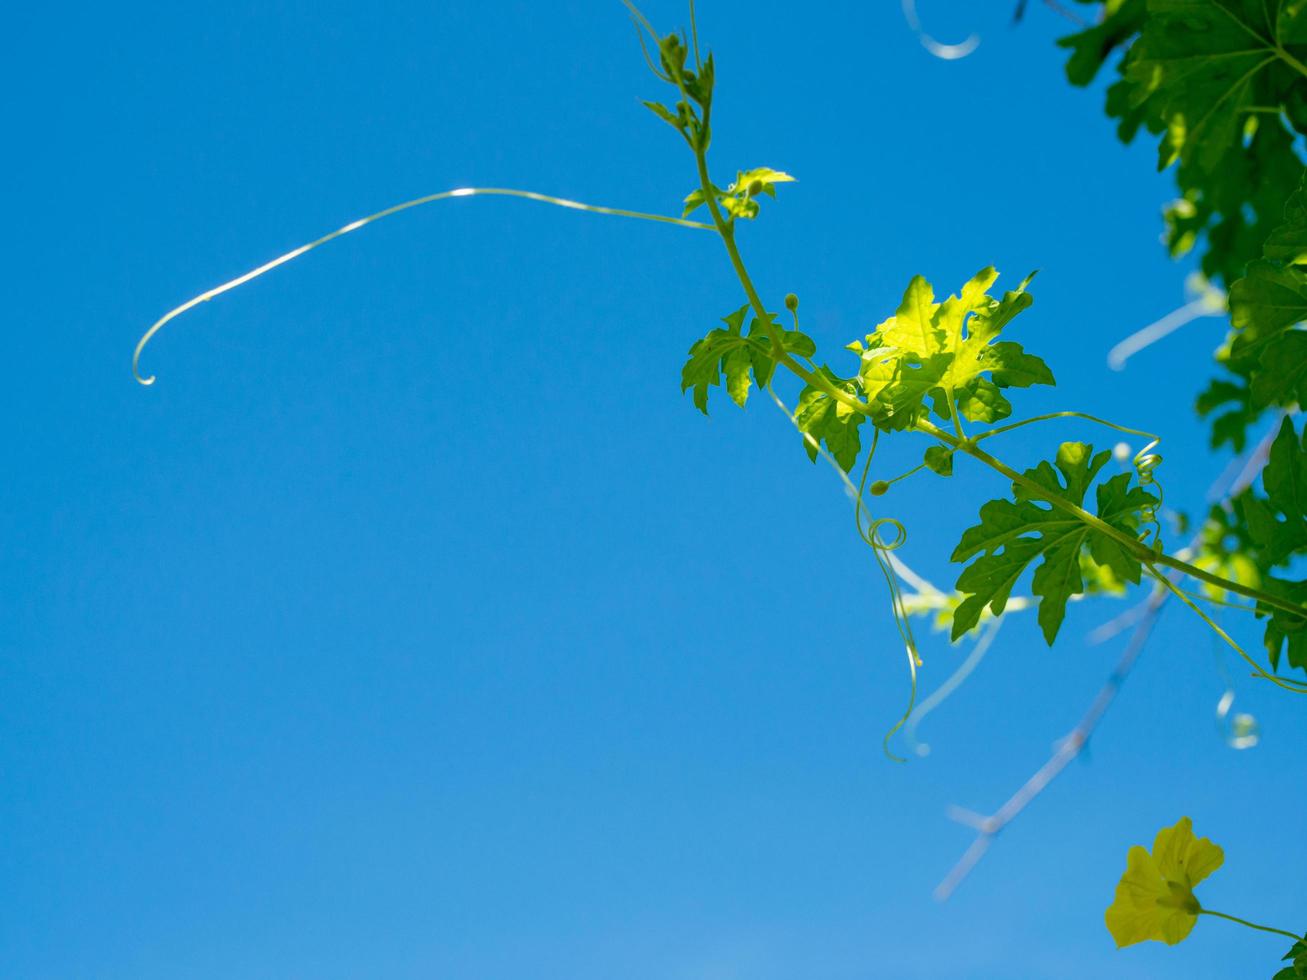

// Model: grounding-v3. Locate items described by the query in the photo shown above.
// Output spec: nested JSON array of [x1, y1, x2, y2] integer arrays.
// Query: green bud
[[870, 480, 890, 496], [747, 179, 763, 196], [784, 293, 799, 312]]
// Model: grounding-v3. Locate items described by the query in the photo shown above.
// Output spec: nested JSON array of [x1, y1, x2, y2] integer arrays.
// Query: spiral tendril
[[1131, 438, 1165, 549], [765, 387, 924, 760]]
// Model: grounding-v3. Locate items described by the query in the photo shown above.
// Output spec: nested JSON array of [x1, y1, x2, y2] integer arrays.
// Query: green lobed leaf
[[680, 306, 816, 414], [794, 366, 866, 472], [853, 269, 1051, 429], [1252, 332, 1307, 411], [1229, 261, 1307, 359], [1237, 413, 1307, 568], [1261, 577, 1307, 672], [1206, 168, 1307, 451], [950, 442, 1158, 644], [1272, 934, 1307, 979], [1056, 0, 1146, 87]]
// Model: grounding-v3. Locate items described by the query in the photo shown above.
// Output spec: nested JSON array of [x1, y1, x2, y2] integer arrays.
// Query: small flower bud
[[870, 480, 890, 496], [784, 293, 799, 312], [747, 179, 763, 196]]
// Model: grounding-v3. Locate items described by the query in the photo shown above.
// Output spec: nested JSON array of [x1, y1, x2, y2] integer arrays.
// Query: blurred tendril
[[901, 0, 981, 60], [1106, 273, 1226, 371], [903, 616, 1004, 758], [1210, 610, 1261, 750]]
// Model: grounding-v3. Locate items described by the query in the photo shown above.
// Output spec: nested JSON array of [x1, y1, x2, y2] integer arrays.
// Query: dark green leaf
[[795, 367, 867, 472], [1271, 933, 1307, 979], [924, 445, 954, 477], [950, 442, 1158, 643], [1239, 418, 1307, 566]]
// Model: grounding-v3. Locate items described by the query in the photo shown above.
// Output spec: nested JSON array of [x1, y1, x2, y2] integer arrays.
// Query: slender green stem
[[688, 0, 702, 70], [885, 462, 928, 488], [1169, 583, 1256, 615], [1145, 563, 1307, 693], [689, 147, 871, 417], [1199, 908, 1303, 943], [973, 410, 1155, 446], [690, 158, 873, 418], [944, 386, 967, 442]]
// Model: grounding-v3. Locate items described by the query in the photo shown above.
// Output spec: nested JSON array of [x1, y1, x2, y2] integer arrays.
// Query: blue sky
[[4, 1, 1304, 977]]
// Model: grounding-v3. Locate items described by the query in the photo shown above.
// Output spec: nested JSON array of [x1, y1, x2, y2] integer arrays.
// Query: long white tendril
[[133, 187, 712, 385]]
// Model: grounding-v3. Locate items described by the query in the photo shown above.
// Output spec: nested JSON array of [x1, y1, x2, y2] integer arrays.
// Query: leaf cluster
[[1059, 0, 1307, 288], [682, 167, 796, 221], [1058, 4, 1307, 674], [680, 268, 1056, 473]]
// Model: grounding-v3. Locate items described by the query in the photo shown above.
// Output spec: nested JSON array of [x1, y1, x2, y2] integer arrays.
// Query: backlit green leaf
[[950, 442, 1157, 643], [854, 269, 1051, 431], [795, 366, 866, 472]]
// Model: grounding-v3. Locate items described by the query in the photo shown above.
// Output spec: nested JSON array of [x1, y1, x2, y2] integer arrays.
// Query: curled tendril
[[1131, 438, 1165, 549], [765, 387, 925, 761], [132, 187, 712, 385], [854, 438, 925, 762]]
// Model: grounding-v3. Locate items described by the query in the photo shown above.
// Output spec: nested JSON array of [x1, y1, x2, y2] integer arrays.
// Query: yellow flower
[[1105, 817, 1225, 948]]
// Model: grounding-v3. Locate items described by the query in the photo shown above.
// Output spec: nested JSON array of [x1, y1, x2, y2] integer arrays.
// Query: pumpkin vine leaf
[[680, 305, 815, 413], [950, 442, 1158, 644], [1273, 934, 1307, 979], [683, 167, 795, 220], [847, 268, 1053, 429], [794, 367, 867, 471], [1227, 169, 1307, 412], [1236, 417, 1307, 671], [1240, 417, 1307, 566]]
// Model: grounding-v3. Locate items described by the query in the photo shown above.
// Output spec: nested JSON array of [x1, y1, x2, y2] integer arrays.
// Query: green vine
[[629, 2, 1306, 696], [131, 2, 1307, 973]]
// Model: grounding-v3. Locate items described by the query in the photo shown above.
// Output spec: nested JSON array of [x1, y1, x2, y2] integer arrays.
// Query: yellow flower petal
[[1105, 817, 1223, 948], [1153, 816, 1224, 888]]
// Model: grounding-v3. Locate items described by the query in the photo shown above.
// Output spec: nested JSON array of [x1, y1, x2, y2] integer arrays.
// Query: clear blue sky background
[[4, 2, 1305, 977]]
